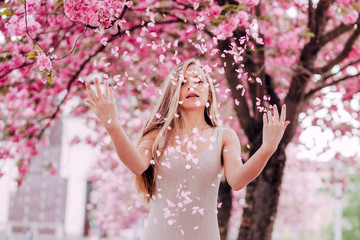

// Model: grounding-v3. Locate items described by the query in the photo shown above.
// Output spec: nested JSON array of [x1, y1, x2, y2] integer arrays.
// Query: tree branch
[[319, 22, 357, 46], [305, 72, 360, 99], [312, 23, 360, 74], [24, 0, 47, 54], [34, 19, 184, 139], [308, 0, 315, 33], [218, 38, 255, 141], [313, 0, 335, 37], [53, 27, 88, 61], [264, 74, 281, 107], [320, 58, 360, 82], [0, 62, 33, 80]]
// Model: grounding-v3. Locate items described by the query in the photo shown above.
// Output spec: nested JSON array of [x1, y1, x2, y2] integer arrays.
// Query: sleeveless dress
[[140, 127, 225, 240]]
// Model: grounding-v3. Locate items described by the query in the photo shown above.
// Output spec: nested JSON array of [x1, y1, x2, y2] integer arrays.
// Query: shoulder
[[218, 127, 239, 146], [138, 128, 161, 148], [143, 128, 161, 139]]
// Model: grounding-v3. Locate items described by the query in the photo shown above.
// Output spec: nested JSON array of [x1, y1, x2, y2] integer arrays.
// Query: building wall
[[1, 117, 101, 239]]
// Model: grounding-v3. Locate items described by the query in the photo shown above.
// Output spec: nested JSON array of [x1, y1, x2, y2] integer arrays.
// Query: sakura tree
[[1, 0, 359, 239]]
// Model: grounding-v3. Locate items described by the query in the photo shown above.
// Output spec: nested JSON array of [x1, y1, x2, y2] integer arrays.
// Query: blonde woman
[[85, 58, 290, 239]]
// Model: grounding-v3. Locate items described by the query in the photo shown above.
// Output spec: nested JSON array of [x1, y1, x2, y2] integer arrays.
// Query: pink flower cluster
[[199, 5, 222, 20], [36, 51, 53, 71], [5, 14, 41, 37], [235, 0, 259, 7], [63, 0, 132, 28], [212, 11, 249, 40], [342, 10, 359, 24]]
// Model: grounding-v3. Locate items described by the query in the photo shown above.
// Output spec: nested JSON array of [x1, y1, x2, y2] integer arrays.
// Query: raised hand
[[85, 77, 118, 130], [262, 104, 290, 153]]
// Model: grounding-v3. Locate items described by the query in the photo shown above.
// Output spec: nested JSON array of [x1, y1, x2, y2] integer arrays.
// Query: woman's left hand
[[262, 104, 290, 153]]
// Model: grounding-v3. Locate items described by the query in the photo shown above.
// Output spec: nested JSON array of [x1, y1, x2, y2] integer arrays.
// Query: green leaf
[[1, 9, 11, 16], [47, 75, 53, 84], [54, 0, 63, 10], [305, 31, 315, 38], [16, 158, 24, 167], [26, 51, 37, 59], [351, 3, 359, 10], [34, 44, 41, 50], [222, 4, 237, 11], [237, 3, 246, 10]]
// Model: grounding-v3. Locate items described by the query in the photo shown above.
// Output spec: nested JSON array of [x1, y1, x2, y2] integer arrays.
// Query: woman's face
[[179, 64, 210, 110]]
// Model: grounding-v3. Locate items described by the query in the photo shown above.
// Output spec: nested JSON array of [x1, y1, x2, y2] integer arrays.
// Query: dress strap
[[216, 127, 224, 148]]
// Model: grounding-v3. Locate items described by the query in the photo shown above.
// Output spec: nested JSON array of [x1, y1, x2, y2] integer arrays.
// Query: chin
[[180, 103, 206, 111]]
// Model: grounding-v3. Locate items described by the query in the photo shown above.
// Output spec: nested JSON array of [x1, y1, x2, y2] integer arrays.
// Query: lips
[[186, 93, 199, 98]]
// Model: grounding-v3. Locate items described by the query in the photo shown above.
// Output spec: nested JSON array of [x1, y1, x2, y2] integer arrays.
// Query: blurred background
[[1, 0, 360, 239]]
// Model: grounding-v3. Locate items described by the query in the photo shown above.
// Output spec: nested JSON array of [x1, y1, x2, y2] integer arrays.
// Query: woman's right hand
[[85, 77, 119, 130]]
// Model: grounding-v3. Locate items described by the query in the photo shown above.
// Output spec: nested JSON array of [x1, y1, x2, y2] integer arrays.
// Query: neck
[[179, 108, 208, 133]]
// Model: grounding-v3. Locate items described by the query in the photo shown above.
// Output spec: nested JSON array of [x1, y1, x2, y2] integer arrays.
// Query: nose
[[187, 80, 197, 90]]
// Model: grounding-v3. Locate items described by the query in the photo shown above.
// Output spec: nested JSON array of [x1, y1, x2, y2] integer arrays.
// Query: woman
[[85, 58, 290, 239]]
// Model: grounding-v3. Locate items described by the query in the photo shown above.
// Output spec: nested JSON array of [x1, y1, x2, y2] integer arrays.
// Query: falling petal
[[256, 77, 262, 85], [159, 54, 165, 64], [208, 144, 213, 151], [193, 2, 199, 10], [166, 199, 176, 208]]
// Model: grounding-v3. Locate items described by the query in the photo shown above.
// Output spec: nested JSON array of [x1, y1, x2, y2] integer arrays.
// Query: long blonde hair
[[133, 58, 221, 203]]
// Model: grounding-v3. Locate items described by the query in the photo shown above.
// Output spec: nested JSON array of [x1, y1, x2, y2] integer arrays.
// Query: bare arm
[[223, 104, 290, 191], [85, 77, 155, 175]]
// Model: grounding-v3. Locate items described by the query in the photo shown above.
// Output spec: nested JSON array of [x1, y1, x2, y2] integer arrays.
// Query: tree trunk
[[238, 144, 287, 240], [217, 180, 233, 240]]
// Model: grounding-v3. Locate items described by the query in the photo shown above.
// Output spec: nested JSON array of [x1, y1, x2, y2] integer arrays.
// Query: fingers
[[284, 120, 291, 130], [267, 109, 273, 123], [109, 85, 114, 102], [104, 80, 110, 101], [280, 104, 286, 123], [84, 99, 95, 109], [273, 105, 279, 122], [94, 78, 103, 100], [263, 112, 268, 125], [86, 82, 98, 101]]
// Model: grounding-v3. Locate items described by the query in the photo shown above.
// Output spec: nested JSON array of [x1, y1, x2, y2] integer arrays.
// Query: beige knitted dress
[[140, 127, 225, 240]]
